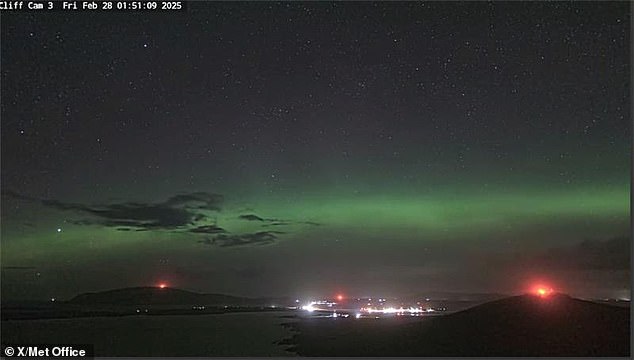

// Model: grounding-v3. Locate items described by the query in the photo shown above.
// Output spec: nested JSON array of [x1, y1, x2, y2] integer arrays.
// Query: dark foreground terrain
[[2, 292, 629, 356], [284, 294, 630, 356]]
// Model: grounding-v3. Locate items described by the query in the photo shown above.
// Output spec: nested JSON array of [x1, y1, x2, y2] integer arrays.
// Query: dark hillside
[[413, 294, 630, 356], [69, 287, 255, 306]]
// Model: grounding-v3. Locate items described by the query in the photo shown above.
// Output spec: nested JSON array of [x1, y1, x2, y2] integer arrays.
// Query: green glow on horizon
[[1, 183, 629, 265], [232, 184, 629, 230]]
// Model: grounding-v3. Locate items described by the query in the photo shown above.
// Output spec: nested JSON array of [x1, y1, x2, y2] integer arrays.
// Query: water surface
[[1, 311, 296, 356]]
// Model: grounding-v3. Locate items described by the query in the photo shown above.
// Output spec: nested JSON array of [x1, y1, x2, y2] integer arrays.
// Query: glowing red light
[[337, 294, 344, 301], [533, 285, 553, 297], [159, 283, 167, 289]]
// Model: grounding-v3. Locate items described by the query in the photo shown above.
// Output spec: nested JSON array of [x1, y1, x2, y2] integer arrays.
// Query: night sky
[[1, 2, 630, 301]]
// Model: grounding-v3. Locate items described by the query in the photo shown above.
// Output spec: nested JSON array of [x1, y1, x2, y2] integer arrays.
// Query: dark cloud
[[239, 213, 322, 227], [88, 203, 195, 229], [70, 220, 96, 226], [4, 190, 223, 232], [262, 221, 292, 227], [199, 231, 284, 247], [239, 214, 265, 221], [163, 192, 223, 211], [188, 225, 227, 234]]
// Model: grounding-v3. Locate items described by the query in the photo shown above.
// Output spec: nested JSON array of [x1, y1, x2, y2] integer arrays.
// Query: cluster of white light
[[301, 300, 340, 312], [301, 302, 317, 312], [361, 307, 434, 314], [300, 300, 438, 316], [331, 311, 349, 318]]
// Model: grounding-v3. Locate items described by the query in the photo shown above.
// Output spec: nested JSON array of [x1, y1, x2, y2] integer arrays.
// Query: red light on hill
[[158, 283, 167, 289], [337, 294, 344, 301], [533, 285, 554, 297]]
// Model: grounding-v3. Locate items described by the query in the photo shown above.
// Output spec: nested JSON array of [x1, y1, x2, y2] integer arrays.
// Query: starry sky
[[1, 2, 630, 301]]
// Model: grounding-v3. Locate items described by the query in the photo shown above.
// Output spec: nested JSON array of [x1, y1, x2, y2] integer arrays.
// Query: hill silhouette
[[414, 293, 630, 356], [290, 293, 630, 356], [2, 287, 293, 320], [69, 287, 283, 306]]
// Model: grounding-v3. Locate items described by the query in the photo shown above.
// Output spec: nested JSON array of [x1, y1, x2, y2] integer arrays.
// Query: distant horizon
[[3, 283, 630, 303]]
